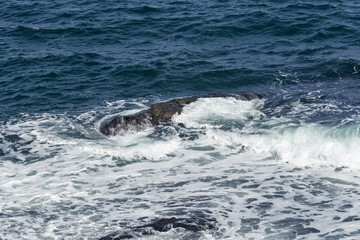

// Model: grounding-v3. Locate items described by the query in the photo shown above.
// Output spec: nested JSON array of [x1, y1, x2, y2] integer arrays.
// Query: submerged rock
[[139, 216, 215, 232], [99, 216, 216, 239], [99, 92, 260, 136]]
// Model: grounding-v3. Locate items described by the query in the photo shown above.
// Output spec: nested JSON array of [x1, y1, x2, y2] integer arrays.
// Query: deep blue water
[[1, 1, 360, 239], [2, 0, 360, 118]]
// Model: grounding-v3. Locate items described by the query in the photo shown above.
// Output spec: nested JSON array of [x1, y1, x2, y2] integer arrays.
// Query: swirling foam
[[1, 97, 360, 239]]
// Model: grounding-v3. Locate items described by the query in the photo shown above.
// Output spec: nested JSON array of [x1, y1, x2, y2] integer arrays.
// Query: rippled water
[[1, 1, 360, 239]]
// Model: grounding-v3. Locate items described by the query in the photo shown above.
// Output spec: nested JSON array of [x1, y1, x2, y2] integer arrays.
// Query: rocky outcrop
[[99, 216, 216, 239], [100, 92, 260, 136]]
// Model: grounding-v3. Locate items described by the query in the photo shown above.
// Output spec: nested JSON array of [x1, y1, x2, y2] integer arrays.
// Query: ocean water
[[1, 0, 360, 239]]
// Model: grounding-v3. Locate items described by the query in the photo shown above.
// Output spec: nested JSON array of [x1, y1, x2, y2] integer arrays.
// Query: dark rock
[[149, 96, 197, 125], [99, 111, 152, 136], [139, 216, 215, 232], [100, 92, 260, 136], [99, 233, 133, 240], [99, 216, 216, 239], [144, 217, 178, 232]]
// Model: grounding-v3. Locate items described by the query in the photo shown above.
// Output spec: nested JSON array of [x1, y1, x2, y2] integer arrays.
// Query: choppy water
[[1, 1, 360, 239]]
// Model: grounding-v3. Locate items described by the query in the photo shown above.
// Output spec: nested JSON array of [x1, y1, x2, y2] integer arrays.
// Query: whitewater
[[2, 84, 360, 239], [2, 0, 360, 239]]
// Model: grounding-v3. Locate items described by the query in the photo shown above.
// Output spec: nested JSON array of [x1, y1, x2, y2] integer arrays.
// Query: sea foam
[[1, 97, 360, 239]]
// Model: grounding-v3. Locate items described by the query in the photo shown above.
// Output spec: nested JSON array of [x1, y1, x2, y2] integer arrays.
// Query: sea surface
[[1, 0, 360, 239]]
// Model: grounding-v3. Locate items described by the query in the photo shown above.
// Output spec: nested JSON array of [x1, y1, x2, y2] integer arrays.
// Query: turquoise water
[[1, 1, 360, 239]]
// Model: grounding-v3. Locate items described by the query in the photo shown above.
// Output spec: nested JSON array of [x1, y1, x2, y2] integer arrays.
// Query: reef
[[99, 92, 260, 136]]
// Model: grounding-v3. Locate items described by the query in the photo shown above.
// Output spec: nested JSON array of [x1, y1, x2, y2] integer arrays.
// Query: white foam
[[240, 124, 360, 168], [173, 97, 265, 128], [81, 128, 181, 161], [170, 97, 360, 169], [2, 97, 360, 172], [2, 98, 360, 239], [104, 99, 126, 107]]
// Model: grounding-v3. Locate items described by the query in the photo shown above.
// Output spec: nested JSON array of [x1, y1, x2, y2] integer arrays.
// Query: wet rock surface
[[99, 216, 216, 239], [100, 92, 260, 136]]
